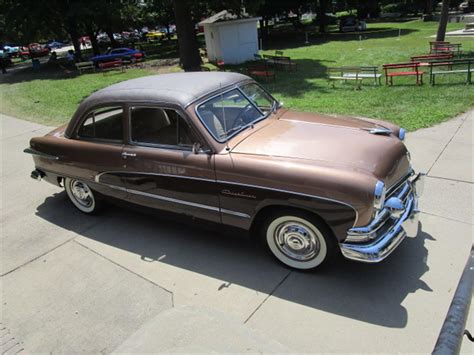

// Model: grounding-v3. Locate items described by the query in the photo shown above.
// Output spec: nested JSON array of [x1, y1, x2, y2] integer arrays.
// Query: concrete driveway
[[1, 111, 472, 353]]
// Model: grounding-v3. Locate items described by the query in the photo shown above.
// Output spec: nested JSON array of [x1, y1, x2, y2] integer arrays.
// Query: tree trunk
[[87, 29, 100, 55], [67, 15, 82, 61], [318, 0, 327, 33], [436, 0, 449, 41], [173, 0, 201, 71], [424, 0, 433, 15], [106, 30, 119, 48]]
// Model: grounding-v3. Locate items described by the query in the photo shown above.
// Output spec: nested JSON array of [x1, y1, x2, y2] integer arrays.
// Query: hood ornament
[[362, 127, 392, 136]]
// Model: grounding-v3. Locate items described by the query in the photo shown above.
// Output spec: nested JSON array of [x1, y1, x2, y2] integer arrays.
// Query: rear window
[[77, 106, 123, 142]]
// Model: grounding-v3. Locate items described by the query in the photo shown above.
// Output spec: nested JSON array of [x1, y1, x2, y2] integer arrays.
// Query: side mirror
[[192, 142, 201, 154]]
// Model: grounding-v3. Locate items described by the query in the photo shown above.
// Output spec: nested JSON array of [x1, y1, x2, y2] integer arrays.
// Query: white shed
[[199, 10, 261, 65]]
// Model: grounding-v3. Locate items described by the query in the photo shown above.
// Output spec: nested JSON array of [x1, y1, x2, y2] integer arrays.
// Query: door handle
[[121, 152, 136, 158]]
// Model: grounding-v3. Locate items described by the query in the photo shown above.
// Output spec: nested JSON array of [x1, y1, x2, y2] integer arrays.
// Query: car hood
[[231, 110, 410, 187]]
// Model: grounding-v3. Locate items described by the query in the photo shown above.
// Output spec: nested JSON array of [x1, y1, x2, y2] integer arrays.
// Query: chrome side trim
[[95, 171, 216, 183], [95, 173, 356, 222], [216, 179, 358, 223], [95, 171, 357, 222], [23, 148, 59, 160], [98, 181, 250, 218], [221, 208, 251, 219], [126, 188, 220, 212]]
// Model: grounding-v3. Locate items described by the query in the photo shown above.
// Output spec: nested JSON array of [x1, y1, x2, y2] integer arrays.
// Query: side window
[[77, 106, 123, 142], [130, 107, 196, 148]]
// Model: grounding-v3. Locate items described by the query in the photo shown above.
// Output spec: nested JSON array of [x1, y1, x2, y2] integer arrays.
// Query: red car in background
[[19, 43, 50, 60]]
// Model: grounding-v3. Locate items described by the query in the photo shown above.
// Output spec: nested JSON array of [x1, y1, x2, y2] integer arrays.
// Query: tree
[[317, 0, 328, 33], [173, 0, 201, 71], [436, 0, 449, 41], [424, 0, 433, 15]]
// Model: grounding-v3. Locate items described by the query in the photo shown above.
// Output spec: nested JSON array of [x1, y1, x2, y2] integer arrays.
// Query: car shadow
[[35, 191, 433, 328]]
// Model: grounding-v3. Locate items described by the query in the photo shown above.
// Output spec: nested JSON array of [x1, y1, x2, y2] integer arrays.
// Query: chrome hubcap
[[70, 180, 93, 208], [274, 222, 320, 261]]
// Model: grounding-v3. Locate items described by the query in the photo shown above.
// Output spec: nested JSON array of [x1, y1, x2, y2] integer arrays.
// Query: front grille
[[372, 176, 413, 239]]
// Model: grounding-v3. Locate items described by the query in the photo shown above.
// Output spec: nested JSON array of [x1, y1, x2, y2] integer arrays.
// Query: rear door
[[68, 105, 127, 199], [120, 105, 220, 223]]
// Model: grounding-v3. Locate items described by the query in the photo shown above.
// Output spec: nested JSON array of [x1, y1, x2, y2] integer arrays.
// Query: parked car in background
[[19, 43, 50, 59], [96, 33, 110, 44], [339, 15, 367, 32], [146, 31, 165, 41], [89, 47, 145, 64], [25, 72, 424, 271], [46, 40, 65, 50], [3, 45, 20, 57], [0, 49, 14, 66]]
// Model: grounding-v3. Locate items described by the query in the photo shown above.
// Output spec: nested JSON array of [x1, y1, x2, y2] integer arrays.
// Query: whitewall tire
[[64, 178, 99, 214], [263, 213, 334, 270]]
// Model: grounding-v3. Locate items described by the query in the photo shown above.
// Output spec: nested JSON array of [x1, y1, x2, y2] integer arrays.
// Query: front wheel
[[64, 178, 101, 214], [262, 211, 336, 270]]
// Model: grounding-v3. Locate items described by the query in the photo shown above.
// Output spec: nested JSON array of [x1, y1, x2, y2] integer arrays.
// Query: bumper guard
[[340, 172, 425, 263]]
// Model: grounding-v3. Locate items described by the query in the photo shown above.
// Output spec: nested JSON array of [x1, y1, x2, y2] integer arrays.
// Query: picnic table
[[428, 58, 473, 85], [383, 62, 424, 85], [246, 61, 275, 82], [262, 54, 297, 71], [75, 61, 95, 74], [327, 66, 382, 89]]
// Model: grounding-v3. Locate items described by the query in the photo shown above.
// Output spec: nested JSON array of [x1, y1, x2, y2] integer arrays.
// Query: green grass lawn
[[0, 20, 473, 129], [0, 67, 154, 126], [258, 20, 474, 130]]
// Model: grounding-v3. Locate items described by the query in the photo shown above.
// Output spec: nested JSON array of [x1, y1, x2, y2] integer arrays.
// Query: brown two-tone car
[[25, 72, 424, 270]]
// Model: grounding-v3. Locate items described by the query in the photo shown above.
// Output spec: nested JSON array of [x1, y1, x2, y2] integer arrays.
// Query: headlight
[[398, 128, 406, 141], [374, 180, 386, 210]]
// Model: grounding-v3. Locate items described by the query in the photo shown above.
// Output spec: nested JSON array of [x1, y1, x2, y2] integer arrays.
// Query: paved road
[[1, 112, 472, 353]]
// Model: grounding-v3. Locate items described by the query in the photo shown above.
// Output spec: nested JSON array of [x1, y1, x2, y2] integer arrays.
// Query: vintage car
[[19, 43, 50, 59], [25, 72, 424, 270], [89, 47, 145, 64]]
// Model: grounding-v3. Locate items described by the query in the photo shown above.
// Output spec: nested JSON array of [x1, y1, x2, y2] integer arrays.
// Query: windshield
[[239, 83, 275, 115], [196, 84, 276, 142]]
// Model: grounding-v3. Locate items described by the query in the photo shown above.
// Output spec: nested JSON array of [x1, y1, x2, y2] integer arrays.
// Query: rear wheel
[[262, 211, 335, 270], [64, 178, 101, 214]]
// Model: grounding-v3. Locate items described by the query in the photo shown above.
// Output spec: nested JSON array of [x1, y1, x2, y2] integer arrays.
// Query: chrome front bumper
[[340, 172, 425, 263]]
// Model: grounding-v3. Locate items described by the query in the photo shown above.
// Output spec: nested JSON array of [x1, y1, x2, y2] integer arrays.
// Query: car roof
[[82, 72, 250, 108]]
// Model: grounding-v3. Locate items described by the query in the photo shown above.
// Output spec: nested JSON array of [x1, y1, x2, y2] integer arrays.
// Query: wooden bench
[[98, 60, 125, 74], [247, 63, 275, 82], [75, 61, 95, 74], [262, 54, 297, 71], [429, 41, 462, 55], [428, 58, 473, 85], [327, 66, 382, 88], [383, 62, 424, 85], [411, 53, 454, 65]]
